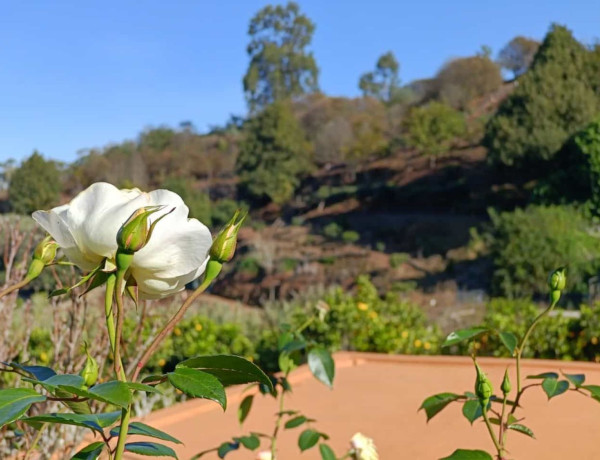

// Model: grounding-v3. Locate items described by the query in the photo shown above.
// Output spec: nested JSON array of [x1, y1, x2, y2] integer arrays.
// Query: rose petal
[[133, 258, 209, 299]]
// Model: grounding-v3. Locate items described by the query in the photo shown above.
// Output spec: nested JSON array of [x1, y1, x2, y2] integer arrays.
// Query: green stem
[[498, 394, 508, 456], [295, 316, 316, 334], [0, 277, 32, 299], [482, 409, 502, 458], [130, 261, 221, 382], [104, 273, 129, 460], [270, 373, 289, 460], [515, 298, 557, 392]]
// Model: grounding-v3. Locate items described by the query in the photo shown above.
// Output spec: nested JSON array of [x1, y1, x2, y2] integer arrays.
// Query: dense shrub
[[289, 275, 441, 354], [482, 205, 600, 297], [9, 152, 61, 214]]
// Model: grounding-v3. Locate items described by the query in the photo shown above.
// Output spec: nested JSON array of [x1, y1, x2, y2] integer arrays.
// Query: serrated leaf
[[319, 443, 336, 460], [23, 411, 121, 433], [562, 373, 585, 387], [238, 395, 253, 425], [167, 368, 226, 409], [58, 381, 131, 409], [217, 441, 239, 458], [526, 372, 558, 380], [541, 378, 569, 400], [6, 362, 56, 381], [308, 348, 335, 388], [419, 393, 461, 422], [125, 441, 178, 458], [126, 382, 163, 394], [0, 388, 46, 428], [285, 415, 308, 429], [508, 423, 535, 438], [439, 449, 493, 460], [110, 422, 182, 444], [442, 328, 487, 347], [298, 429, 321, 451], [461, 399, 482, 425], [176, 355, 272, 390], [70, 441, 105, 460], [498, 331, 518, 355], [238, 434, 260, 450]]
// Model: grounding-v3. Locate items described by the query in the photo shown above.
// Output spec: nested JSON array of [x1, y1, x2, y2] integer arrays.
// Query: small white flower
[[255, 451, 272, 460], [350, 432, 378, 460], [32, 182, 212, 299]]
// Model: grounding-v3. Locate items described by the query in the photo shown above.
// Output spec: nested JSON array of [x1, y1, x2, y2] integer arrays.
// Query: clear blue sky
[[1, 0, 598, 164]]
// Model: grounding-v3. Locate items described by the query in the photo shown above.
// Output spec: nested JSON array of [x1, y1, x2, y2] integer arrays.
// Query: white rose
[[32, 182, 212, 299], [255, 451, 272, 460], [350, 432, 378, 460]]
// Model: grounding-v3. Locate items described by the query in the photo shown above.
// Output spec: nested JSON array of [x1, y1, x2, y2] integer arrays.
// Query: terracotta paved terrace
[[122, 352, 600, 459]]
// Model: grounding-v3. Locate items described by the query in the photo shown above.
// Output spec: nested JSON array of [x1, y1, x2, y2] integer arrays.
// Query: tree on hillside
[[497, 36, 540, 78], [402, 102, 466, 168], [9, 151, 61, 214], [359, 51, 403, 104], [484, 24, 600, 166], [236, 101, 313, 204], [434, 55, 503, 109], [243, 2, 319, 112]]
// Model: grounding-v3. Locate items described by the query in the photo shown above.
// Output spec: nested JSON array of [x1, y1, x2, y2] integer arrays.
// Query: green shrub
[[341, 230, 360, 244], [289, 275, 441, 354], [323, 222, 342, 239], [237, 257, 261, 277], [483, 205, 600, 297]]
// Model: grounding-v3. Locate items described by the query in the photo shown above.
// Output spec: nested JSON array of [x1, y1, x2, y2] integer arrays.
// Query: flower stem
[[515, 298, 557, 392], [270, 373, 289, 460], [130, 261, 221, 382], [0, 277, 31, 299], [482, 409, 502, 458]]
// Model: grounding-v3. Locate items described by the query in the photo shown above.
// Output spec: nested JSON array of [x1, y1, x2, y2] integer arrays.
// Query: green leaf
[[278, 331, 295, 349], [498, 331, 518, 355], [582, 385, 600, 402], [125, 442, 178, 458], [419, 393, 461, 422], [562, 373, 585, 387], [217, 441, 239, 458], [59, 381, 131, 409], [508, 423, 535, 438], [319, 443, 336, 460], [110, 422, 182, 444], [542, 378, 569, 399], [308, 348, 335, 388], [298, 429, 321, 451], [0, 388, 46, 428], [527, 372, 558, 380], [176, 355, 272, 390], [285, 415, 308, 429], [461, 399, 482, 425], [71, 442, 105, 460], [278, 351, 298, 374], [126, 382, 163, 394], [238, 395, 253, 424], [439, 449, 493, 460], [167, 368, 226, 409], [23, 411, 121, 433], [25, 374, 85, 393], [238, 434, 260, 450], [280, 339, 307, 353], [442, 328, 487, 347], [5, 362, 56, 381]]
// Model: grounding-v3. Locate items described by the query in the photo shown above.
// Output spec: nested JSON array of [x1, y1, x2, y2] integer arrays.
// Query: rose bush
[[32, 182, 212, 299]]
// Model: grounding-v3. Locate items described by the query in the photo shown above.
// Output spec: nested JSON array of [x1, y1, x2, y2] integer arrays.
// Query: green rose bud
[[79, 343, 99, 387], [26, 235, 58, 281], [501, 368, 511, 396], [548, 267, 566, 305], [474, 362, 493, 408], [116, 205, 173, 254], [209, 210, 247, 264]]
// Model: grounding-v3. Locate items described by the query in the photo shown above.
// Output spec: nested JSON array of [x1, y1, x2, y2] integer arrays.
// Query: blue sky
[[1, 0, 598, 164]]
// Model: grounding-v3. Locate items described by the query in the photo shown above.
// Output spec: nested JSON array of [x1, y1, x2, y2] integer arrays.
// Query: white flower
[[255, 451, 272, 460], [350, 432, 378, 460], [32, 182, 212, 299]]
